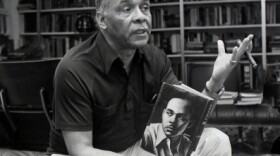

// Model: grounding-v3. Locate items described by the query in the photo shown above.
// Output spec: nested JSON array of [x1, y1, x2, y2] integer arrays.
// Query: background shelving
[[10, 0, 280, 84]]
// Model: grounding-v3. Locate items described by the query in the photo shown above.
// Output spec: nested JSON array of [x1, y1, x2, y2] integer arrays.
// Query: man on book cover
[[141, 97, 195, 156]]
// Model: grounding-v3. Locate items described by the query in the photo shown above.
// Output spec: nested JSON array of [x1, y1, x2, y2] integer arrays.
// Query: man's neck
[[101, 31, 136, 73], [120, 50, 135, 74]]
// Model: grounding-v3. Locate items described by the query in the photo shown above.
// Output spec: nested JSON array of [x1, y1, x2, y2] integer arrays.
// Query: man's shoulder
[[145, 123, 161, 135], [58, 34, 98, 73]]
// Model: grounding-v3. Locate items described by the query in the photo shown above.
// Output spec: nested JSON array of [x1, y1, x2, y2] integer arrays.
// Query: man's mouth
[[137, 29, 146, 34], [133, 28, 149, 35], [166, 126, 174, 131]]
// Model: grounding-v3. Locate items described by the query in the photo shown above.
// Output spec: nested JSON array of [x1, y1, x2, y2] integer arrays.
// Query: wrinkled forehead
[[107, 0, 150, 6], [119, 0, 150, 3]]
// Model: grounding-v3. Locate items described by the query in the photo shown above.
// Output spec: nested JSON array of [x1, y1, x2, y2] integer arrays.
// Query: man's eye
[[141, 5, 150, 12], [123, 7, 131, 13], [178, 116, 187, 122], [166, 111, 172, 116]]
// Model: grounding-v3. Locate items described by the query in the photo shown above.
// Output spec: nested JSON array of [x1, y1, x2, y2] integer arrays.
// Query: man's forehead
[[166, 98, 189, 112], [120, 0, 150, 3]]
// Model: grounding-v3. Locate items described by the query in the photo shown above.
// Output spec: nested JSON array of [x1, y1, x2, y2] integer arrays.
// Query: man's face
[[162, 98, 191, 138], [102, 0, 152, 49]]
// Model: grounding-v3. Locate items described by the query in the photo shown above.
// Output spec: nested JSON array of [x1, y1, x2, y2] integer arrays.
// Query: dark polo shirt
[[50, 31, 179, 154]]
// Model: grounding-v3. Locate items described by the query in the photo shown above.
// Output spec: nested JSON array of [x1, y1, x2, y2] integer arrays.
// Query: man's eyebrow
[[120, 0, 130, 3], [166, 109, 173, 112]]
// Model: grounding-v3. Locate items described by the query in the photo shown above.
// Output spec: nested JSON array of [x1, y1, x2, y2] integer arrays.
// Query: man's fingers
[[217, 40, 226, 56], [238, 34, 254, 54], [247, 41, 253, 53], [230, 46, 238, 63]]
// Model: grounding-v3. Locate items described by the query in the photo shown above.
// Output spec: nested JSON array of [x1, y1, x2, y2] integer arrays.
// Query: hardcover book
[[141, 82, 215, 156]]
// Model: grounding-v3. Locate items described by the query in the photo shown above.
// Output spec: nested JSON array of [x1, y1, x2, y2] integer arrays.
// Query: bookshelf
[[0, 0, 7, 36], [15, 0, 279, 84]]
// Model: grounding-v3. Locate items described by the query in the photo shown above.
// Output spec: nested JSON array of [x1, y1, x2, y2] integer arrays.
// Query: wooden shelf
[[184, 24, 261, 30], [151, 2, 180, 7], [167, 54, 182, 58], [267, 53, 280, 56], [183, 53, 263, 57], [267, 24, 280, 28], [40, 7, 96, 13], [183, 0, 260, 5], [152, 27, 180, 32], [18, 9, 37, 13], [20, 32, 93, 36]]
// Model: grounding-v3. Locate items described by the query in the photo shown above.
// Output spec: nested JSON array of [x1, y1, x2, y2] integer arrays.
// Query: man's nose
[[132, 7, 147, 23]]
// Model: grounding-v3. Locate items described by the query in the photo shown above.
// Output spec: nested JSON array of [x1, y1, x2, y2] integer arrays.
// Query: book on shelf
[[0, 14, 6, 34], [170, 34, 180, 54], [0, 0, 3, 8], [269, 37, 280, 53], [236, 91, 263, 106], [216, 91, 238, 105], [141, 82, 215, 156]]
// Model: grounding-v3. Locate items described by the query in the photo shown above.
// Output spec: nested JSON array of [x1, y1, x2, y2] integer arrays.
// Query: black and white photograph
[[0, 0, 280, 156]]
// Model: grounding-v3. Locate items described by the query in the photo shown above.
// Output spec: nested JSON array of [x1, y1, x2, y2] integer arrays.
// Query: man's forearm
[[206, 77, 224, 94], [72, 146, 123, 156], [202, 78, 224, 100]]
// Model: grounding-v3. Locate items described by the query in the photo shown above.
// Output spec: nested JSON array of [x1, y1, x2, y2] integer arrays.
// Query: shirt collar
[[156, 124, 191, 154], [95, 31, 144, 74], [95, 31, 119, 74], [156, 124, 168, 147]]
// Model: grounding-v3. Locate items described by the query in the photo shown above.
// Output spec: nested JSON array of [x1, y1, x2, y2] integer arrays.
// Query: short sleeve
[[53, 61, 93, 131]]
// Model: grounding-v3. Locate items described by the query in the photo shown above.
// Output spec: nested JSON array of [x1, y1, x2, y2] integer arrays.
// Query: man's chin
[[132, 40, 149, 47], [165, 131, 176, 138]]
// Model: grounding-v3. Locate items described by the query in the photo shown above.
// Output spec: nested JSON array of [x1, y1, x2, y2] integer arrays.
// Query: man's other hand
[[208, 34, 254, 93]]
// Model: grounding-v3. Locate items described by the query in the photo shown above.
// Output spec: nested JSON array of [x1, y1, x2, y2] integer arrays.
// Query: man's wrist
[[207, 78, 224, 93], [205, 80, 225, 99]]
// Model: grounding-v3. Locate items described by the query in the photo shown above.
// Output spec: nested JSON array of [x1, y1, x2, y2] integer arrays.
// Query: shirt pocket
[[140, 101, 155, 124], [92, 103, 119, 117]]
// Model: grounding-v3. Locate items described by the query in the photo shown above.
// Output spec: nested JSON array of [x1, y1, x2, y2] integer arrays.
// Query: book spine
[[187, 100, 215, 156]]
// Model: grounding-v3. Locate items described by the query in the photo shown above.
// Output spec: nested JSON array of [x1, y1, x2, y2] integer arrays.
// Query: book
[[236, 91, 263, 106], [141, 82, 215, 156], [216, 91, 238, 105]]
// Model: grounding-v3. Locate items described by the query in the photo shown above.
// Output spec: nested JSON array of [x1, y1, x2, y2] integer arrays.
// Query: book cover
[[141, 82, 215, 156]]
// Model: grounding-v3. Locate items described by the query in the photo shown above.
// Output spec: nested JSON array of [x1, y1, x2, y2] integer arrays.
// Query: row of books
[[40, 13, 91, 32], [184, 3, 261, 27], [150, 32, 262, 54], [151, 8, 180, 28], [43, 36, 83, 57], [0, 14, 6, 34], [266, 3, 280, 24], [185, 32, 261, 53], [217, 91, 263, 105], [150, 33, 181, 54], [42, 0, 95, 9], [18, 0, 36, 10], [269, 36, 280, 53]]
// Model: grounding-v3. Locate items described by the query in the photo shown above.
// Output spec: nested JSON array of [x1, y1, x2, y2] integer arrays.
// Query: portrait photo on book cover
[[140, 82, 214, 156]]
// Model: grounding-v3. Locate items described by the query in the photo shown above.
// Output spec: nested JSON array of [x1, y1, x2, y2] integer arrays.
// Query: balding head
[[95, 0, 110, 12]]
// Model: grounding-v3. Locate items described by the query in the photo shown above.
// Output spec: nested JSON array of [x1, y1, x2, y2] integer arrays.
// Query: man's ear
[[96, 11, 107, 29]]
